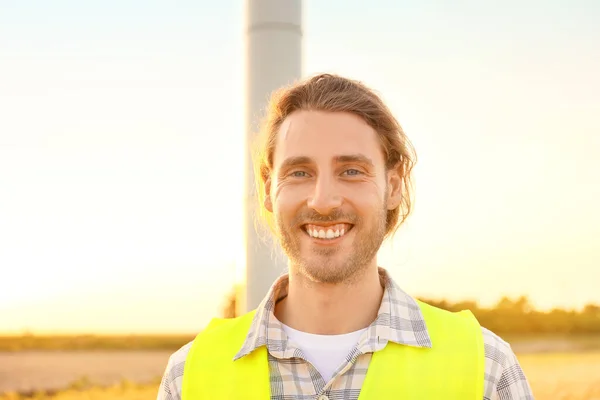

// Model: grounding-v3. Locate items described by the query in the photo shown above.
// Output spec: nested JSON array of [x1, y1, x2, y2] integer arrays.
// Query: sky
[[0, 0, 599, 334]]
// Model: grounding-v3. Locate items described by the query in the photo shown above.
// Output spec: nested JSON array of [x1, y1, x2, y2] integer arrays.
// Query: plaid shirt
[[157, 268, 534, 399]]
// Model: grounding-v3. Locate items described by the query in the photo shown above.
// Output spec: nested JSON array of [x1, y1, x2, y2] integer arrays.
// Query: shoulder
[[418, 300, 534, 399], [157, 341, 194, 400], [156, 313, 258, 400], [481, 327, 534, 399], [481, 326, 513, 368]]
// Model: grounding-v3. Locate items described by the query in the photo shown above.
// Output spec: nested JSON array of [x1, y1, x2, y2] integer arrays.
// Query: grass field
[[0, 379, 159, 400], [1, 352, 599, 400], [519, 352, 600, 399]]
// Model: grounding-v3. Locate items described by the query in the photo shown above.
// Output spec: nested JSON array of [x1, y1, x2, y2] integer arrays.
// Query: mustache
[[291, 209, 358, 227]]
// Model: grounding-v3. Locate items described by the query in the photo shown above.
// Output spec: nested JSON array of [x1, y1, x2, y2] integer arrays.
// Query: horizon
[[1, 291, 598, 336]]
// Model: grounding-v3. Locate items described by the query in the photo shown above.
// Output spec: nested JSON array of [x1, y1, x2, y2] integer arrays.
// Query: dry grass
[[0, 379, 159, 400], [519, 351, 600, 400]]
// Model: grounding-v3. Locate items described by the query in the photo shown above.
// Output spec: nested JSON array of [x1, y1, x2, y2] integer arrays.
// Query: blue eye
[[344, 169, 362, 176], [290, 171, 308, 177]]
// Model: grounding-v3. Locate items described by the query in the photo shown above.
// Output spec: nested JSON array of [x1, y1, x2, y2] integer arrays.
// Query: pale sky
[[1, 1, 599, 334]]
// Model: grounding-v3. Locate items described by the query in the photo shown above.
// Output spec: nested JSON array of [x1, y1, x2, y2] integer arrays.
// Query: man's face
[[265, 110, 401, 284]]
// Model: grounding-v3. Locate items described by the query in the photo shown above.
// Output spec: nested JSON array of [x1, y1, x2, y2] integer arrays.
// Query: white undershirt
[[281, 323, 367, 383]]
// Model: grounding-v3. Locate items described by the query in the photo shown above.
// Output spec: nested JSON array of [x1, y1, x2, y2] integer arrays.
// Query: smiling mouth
[[303, 223, 354, 240]]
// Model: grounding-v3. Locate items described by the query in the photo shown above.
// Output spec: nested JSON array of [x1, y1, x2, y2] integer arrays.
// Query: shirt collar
[[233, 267, 432, 361]]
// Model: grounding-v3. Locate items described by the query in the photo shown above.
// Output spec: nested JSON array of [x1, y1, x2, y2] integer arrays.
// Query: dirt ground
[[0, 351, 172, 393]]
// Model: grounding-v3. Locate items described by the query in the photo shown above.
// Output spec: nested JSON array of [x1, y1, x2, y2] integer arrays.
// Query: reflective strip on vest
[[182, 300, 484, 399]]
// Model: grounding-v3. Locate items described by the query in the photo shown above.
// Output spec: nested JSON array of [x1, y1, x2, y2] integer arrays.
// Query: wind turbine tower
[[240, 0, 303, 313]]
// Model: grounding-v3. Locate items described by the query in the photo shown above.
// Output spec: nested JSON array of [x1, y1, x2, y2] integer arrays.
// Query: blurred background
[[0, 1, 599, 399]]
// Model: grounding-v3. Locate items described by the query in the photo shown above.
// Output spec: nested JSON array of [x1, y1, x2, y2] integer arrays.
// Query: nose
[[307, 175, 342, 215]]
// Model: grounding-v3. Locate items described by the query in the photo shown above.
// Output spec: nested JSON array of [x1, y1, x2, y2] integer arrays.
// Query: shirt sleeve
[[493, 349, 534, 399], [481, 327, 534, 399], [156, 342, 193, 400]]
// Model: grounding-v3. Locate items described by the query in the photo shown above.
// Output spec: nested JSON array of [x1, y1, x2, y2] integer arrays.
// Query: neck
[[274, 264, 384, 335]]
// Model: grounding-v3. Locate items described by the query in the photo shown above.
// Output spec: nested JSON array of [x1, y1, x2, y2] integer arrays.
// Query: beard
[[275, 201, 388, 285]]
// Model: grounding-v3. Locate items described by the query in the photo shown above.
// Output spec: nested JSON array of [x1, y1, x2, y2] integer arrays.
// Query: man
[[158, 74, 534, 399]]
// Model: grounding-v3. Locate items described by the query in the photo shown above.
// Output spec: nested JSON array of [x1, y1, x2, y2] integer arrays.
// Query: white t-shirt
[[281, 323, 367, 383]]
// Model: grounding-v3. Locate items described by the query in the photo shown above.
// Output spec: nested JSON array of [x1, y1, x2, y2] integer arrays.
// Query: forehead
[[273, 110, 385, 167]]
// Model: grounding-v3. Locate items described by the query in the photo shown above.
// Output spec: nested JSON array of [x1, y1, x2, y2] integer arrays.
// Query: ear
[[264, 177, 273, 212], [386, 163, 403, 210]]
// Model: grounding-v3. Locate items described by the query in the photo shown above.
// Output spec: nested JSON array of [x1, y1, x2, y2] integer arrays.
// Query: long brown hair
[[252, 73, 417, 240]]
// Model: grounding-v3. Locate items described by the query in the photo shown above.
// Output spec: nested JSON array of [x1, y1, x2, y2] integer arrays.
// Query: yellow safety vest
[[182, 300, 484, 399]]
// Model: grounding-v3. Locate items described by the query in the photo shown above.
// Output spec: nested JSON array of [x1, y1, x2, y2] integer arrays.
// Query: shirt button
[[318, 396, 329, 400]]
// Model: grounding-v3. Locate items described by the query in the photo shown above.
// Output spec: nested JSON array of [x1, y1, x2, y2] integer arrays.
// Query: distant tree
[[583, 303, 600, 317], [496, 296, 515, 311], [221, 290, 600, 334], [514, 296, 533, 314], [452, 300, 479, 313]]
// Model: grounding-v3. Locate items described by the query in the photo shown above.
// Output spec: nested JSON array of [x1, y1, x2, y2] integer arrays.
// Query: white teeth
[[306, 225, 350, 240]]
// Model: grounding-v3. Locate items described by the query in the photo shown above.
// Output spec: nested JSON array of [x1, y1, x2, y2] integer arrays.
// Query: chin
[[297, 257, 356, 284]]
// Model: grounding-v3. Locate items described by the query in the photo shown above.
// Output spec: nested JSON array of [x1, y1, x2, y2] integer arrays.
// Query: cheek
[[273, 183, 306, 214], [345, 181, 385, 208], [353, 198, 383, 217]]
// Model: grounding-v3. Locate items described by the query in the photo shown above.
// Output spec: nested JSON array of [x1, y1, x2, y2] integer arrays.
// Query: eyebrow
[[279, 154, 375, 171]]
